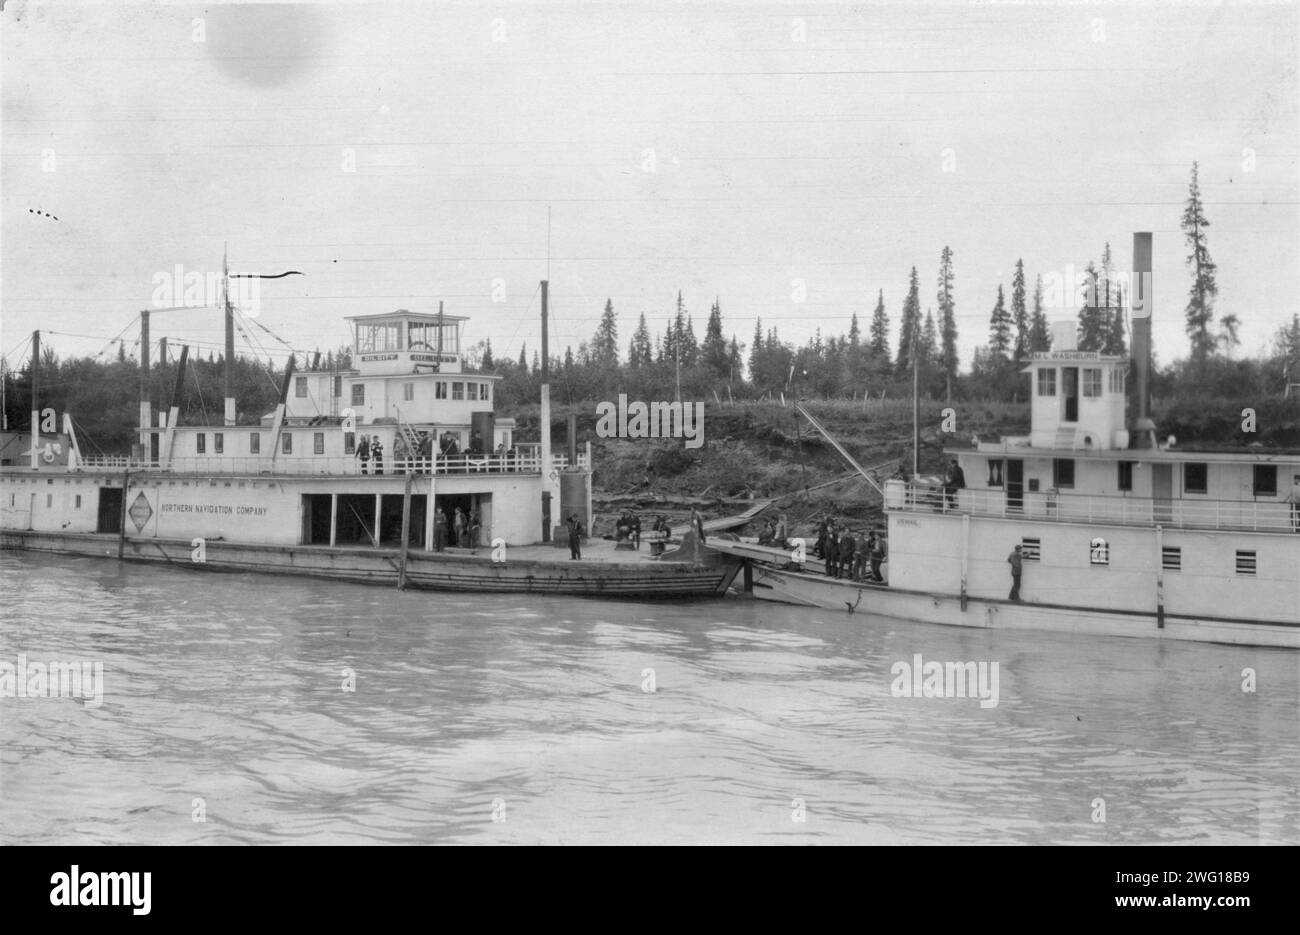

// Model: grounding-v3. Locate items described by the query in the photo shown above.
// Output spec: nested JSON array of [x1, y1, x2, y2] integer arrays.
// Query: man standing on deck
[[433, 509, 447, 551], [1008, 545, 1024, 602], [869, 528, 886, 582], [944, 459, 966, 511], [357, 435, 371, 475], [370, 438, 384, 475], [690, 507, 706, 544], [840, 529, 856, 579], [567, 513, 584, 560]]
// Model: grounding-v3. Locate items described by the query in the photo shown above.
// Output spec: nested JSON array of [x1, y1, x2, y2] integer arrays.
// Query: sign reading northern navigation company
[[161, 503, 269, 516]]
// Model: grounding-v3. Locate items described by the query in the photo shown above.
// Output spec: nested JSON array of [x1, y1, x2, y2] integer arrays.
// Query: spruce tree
[[988, 284, 1012, 361], [869, 290, 890, 366], [937, 246, 958, 399], [1029, 274, 1051, 352], [896, 268, 921, 373], [1182, 161, 1219, 359], [1011, 258, 1028, 361]]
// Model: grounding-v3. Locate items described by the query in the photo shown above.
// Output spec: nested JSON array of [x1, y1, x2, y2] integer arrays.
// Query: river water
[[1, 550, 1296, 845]]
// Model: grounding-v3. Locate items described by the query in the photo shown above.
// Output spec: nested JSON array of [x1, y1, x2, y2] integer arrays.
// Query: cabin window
[[214, 433, 224, 455], [1235, 550, 1256, 576], [283, 433, 293, 454], [452, 382, 464, 401], [196, 433, 206, 454], [1162, 546, 1181, 571], [344, 432, 356, 454], [314, 432, 325, 455], [250, 433, 261, 454], [295, 376, 308, 398], [334, 375, 343, 398], [1184, 462, 1208, 495], [479, 383, 490, 401], [1117, 461, 1134, 492], [1082, 368, 1103, 398], [986, 460, 1003, 487], [1020, 537, 1041, 561], [1108, 369, 1126, 394], [1037, 369, 1056, 397], [351, 384, 365, 406], [1053, 458, 1075, 489], [403, 383, 414, 402], [1089, 537, 1109, 566], [75, 495, 81, 508], [1252, 465, 1277, 497], [47, 494, 53, 507], [436, 382, 447, 400]]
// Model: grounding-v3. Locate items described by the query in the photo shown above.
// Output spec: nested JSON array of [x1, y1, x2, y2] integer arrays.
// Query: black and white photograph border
[[1, 0, 1298, 856]]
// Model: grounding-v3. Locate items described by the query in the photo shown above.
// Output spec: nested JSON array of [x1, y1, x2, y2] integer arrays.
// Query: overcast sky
[[3, 0, 1297, 375]]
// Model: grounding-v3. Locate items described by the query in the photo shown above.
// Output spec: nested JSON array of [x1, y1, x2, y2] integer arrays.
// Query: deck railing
[[885, 479, 1300, 534], [71, 451, 588, 477]]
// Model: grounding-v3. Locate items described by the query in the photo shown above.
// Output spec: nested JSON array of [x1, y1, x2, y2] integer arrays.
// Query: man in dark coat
[[944, 459, 966, 510], [356, 435, 371, 474], [840, 530, 856, 579], [1008, 545, 1023, 601], [567, 513, 584, 560]]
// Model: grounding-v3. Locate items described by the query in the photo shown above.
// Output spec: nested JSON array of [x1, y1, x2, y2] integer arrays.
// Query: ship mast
[[223, 244, 236, 426], [540, 279, 552, 541]]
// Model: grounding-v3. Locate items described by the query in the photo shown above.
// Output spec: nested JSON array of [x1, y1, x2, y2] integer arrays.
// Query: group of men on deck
[[814, 519, 886, 582], [432, 506, 481, 552]]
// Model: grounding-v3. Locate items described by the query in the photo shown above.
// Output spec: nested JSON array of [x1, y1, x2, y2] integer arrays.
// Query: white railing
[[73, 451, 589, 477], [885, 479, 1300, 534]]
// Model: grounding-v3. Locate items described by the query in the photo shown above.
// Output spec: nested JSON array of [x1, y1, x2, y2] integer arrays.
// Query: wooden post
[[397, 474, 413, 589], [329, 493, 338, 547], [1154, 525, 1165, 629], [374, 493, 382, 548], [959, 513, 970, 611], [117, 470, 129, 560]]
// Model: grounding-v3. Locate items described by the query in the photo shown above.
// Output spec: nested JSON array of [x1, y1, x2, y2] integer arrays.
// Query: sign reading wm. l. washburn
[[594, 394, 704, 449]]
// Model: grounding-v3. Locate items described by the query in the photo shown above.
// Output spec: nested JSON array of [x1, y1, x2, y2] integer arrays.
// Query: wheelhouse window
[[452, 382, 464, 401], [1252, 465, 1277, 497], [314, 432, 325, 455], [250, 433, 261, 454], [1184, 462, 1208, 495], [1117, 461, 1134, 492], [986, 460, 1003, 487], [435, 382, 447, 400], [1108, 369, 1126, 394], [1082, 368, 1102, 398], [334, 375, 343, 398], [356, 322, 401, 353], [351, 384, 365, 406], [214, 433, 224, 455], [1036, 368, 1056, 396], [479, 383, 490, 401], [1053, 458, 1075, 489]]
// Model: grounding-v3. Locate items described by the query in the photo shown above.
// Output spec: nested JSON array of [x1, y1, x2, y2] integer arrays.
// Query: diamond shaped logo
[[128, 491, 153, 532]]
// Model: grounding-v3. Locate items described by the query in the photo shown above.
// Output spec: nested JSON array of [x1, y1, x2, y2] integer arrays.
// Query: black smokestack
[[1130, 232, 1155, 448]]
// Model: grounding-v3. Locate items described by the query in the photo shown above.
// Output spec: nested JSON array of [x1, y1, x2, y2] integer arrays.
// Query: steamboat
[[1, 272, 740, 598], [713, 233, 1300, 647]]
